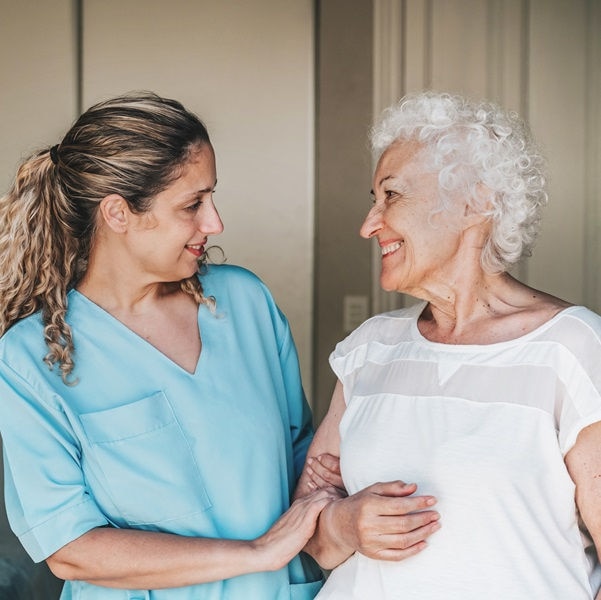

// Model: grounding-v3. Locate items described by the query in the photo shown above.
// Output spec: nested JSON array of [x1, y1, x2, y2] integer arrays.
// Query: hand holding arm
[[306, 480, 440, 569], [46, 488, 336, 590], [295, 381, 441, 569]]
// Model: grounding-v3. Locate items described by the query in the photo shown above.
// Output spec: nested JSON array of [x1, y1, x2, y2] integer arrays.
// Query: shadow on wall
[[0, 441, 63, 600]]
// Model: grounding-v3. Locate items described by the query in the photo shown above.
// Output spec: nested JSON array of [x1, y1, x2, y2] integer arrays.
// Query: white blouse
[[317, 302, 601, 600]]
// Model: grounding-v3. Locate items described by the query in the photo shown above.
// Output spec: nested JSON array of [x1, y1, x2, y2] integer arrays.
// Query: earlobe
[[463, 183, 494, 227], [99, 194, 130, 233]]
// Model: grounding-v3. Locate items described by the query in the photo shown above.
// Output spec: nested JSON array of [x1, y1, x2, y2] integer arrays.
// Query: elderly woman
[[298, 91, 601, 599]]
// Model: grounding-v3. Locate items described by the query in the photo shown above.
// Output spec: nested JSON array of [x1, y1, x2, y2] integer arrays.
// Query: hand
[[318, 481, 440, 564], [305, 453, 346, 494], [252, 488, 338, 571]]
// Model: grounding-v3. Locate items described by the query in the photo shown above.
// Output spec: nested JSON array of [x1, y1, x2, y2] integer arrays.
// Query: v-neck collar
[[69, 289, 207, 376]]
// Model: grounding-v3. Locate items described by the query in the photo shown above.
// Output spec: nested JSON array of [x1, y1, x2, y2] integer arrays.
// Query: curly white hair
[[370, 91, 548, 273]]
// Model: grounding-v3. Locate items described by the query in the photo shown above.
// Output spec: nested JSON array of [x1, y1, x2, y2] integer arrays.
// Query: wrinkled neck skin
[[406, 227, 571, 345]]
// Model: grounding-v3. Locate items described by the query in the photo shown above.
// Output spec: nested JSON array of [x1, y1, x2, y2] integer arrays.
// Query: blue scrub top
[[0, 265, 323, 599]]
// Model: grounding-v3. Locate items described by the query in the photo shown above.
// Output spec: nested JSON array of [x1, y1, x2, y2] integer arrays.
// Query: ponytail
[[0, 148, 79, 383]]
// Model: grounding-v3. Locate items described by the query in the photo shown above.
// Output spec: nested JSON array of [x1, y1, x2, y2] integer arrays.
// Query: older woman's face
[[361, 140, 466, 295]]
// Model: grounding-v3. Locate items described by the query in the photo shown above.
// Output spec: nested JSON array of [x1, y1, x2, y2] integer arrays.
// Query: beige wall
[[0, 0, 77, 192]]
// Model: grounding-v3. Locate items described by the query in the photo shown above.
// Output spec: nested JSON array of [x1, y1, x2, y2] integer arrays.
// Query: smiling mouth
[[185, 244, 205, 258], [381, 241, 403, 256]]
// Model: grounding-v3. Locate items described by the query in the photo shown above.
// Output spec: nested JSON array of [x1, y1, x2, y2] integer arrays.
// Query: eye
[[184, 199, 202, 212], [384, 189, 396, 200]]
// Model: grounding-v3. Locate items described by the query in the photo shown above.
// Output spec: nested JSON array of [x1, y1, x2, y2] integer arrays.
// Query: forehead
[[152, 143, 216, 203], [174, 144, 216, 183], [375, 139, 427, 179]]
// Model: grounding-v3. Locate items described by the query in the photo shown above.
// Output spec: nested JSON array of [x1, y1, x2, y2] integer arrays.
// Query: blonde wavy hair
[[0, 92, 215, 383]]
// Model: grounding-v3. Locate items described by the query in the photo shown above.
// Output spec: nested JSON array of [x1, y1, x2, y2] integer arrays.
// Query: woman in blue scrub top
[[0, 92, 337, 599]]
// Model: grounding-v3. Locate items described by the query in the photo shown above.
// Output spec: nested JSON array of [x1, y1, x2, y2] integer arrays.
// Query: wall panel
[[527, 0, 587, 304], [0, 0, 77, 192]]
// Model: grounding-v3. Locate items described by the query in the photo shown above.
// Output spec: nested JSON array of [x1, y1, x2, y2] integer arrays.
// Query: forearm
[[303, 499, 355, 569], [47, 527, 276, 589]]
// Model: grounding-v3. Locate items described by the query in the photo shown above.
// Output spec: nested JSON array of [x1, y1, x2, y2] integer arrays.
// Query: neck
[[418, 270, 514, 332], [77, 243, 177, 313]]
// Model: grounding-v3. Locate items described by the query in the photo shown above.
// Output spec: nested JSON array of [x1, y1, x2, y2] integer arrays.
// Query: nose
[[360, 205, 383, 239], [198, 196, 224, 235]]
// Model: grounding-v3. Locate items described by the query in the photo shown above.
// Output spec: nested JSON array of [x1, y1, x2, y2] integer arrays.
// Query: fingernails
[[307, 481, 316, 490], [307, 457, 314, 465], [425, 497, 437, 506]]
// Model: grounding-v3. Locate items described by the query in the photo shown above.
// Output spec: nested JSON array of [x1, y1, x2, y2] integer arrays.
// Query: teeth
[[381, 241, 402, 256]]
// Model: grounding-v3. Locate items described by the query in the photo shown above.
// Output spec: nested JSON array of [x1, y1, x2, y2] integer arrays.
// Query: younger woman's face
[[127, 143, 223, 283]]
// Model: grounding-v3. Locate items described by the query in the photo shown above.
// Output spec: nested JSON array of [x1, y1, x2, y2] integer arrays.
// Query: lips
[[381, 241, 403, 256], [185, 243, 205, 258]]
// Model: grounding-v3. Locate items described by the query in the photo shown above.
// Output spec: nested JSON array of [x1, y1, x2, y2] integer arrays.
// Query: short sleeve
[[328, 314, 391, 405], [0, 361, 108, 562], [553, 309, 601, 455]]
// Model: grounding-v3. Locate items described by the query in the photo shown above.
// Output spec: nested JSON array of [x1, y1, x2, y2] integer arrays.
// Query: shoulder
[[0, 312, 62, 404], [199, 264, 287, 331], [0, 311, 46, 362], [200, 264, 270, 298], [560, 305, 601, 330], [335, 301, 424, 353], [543, 305, 601, 350], [329, 302, 424, 375]]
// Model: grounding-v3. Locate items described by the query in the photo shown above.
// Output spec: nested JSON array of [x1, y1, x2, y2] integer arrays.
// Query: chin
[[379, 276, 399, 293]]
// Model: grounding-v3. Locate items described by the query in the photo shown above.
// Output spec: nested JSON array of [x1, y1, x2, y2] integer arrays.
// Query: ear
[[98, 194, 130, 233], [462, 183, 494, 228]]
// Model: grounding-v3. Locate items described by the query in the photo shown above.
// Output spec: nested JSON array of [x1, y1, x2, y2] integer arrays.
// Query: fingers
[[392, 518, 442, 543], [366, 480, 420, 498], [354, 481, 436, 517], [352, 501, 440, 542], [365, 507, 440, 535], [314, 453, 341, 474], [373, 493, 437, 516], [373, 541, 428, 562], [306, 454, 345, 492], [255, 488, 337, 571], [289, 488, 339, 517], [361, 519, 441, 561], [326, 481, 441, 560]]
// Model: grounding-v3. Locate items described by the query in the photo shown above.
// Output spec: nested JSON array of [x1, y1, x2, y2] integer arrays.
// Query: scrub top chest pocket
[[79, 391, 211, 525]]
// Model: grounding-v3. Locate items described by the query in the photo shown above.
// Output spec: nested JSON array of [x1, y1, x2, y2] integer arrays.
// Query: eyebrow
[[378, 175, 394, 186], [370, 174, 397, 195], [187, 179, 218, 197]]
